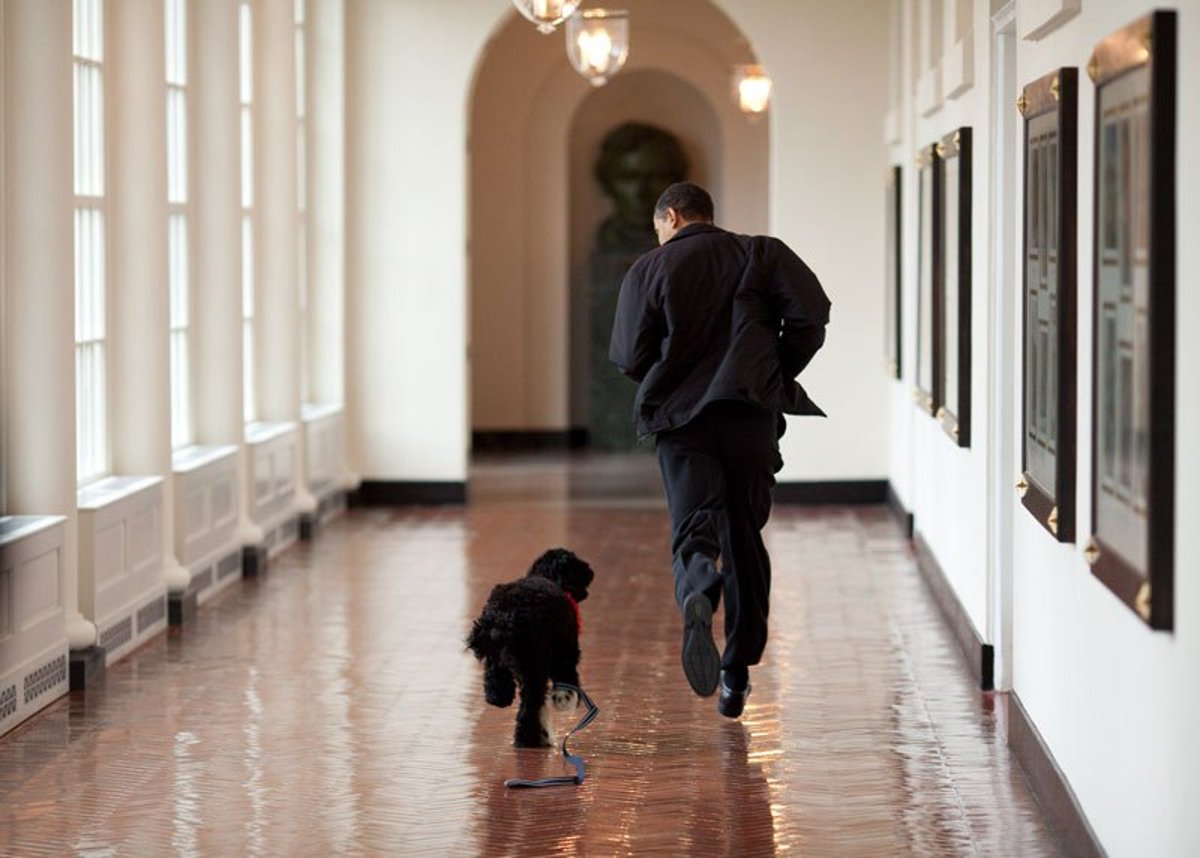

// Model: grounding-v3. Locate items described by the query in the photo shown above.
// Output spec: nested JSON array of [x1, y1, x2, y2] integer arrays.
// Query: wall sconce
[[566, 9, 630, 86], [735, 65, 772, 115], [512, 0, 581, 34]]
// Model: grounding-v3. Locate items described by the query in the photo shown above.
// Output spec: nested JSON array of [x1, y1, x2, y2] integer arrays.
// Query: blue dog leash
[[504, 684, 599, 789]]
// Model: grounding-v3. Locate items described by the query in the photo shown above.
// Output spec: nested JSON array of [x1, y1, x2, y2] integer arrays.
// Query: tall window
[[239, 0, 256, 422], [74, 0, 108, 484], [295, 0, 309, 403], [166, 0, 192, 448]]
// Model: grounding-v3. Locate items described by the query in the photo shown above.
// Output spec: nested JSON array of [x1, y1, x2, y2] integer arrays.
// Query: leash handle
[[504, 683, 598, 789]]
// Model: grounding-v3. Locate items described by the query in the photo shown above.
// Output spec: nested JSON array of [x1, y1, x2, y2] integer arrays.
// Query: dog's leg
[[549, 637, 582, 711], [483, 656, 516, 708], [514, 672, 554, 748]]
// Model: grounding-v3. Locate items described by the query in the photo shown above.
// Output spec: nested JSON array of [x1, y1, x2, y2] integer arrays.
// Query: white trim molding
[[1017, 0, 1081, 42], [77, 476, 170, 665], [173, 444, 242, 603], [301, 402, 345, 502], [0, 516, 70, 737], [942, 0, 974, 99], [245, 421, 299, 556]]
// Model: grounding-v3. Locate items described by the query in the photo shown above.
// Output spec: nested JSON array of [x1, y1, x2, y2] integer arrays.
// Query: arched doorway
[[567, 70, 724, 446], [467, 0, 768, 455]]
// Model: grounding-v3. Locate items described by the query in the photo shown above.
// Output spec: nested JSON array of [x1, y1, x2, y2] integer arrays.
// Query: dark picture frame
[[885, 165, 902, 379], [936, 128, 971, 447], [1018, 68, 1078, 542], [1086, 10, 1176, 630], [914, 145, 941, 416]]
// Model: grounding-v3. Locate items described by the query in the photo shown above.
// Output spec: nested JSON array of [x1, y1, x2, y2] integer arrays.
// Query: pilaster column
[[191, 0, 262, 545], [308, 0, 355, 492], [3, 0, 96, 648], [308, 0, 344, 408], [256, 0, 316, 514], [108, 0, 189, 593]]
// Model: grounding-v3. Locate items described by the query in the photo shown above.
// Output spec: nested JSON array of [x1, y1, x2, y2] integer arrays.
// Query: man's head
[[652, 182, 715, 245]]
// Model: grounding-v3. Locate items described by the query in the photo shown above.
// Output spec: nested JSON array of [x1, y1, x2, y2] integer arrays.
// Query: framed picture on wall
[[885, 165, 902, 380], [936, 127, 971, 447], [913, 145, 940, 415], [1086, 10, 1176, 630], [1018, 68, 1078, 542]]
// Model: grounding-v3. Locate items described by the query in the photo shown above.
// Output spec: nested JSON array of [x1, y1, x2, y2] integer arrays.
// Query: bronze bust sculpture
[[588, 123, 688, 449], [594, 123, 689, 252]]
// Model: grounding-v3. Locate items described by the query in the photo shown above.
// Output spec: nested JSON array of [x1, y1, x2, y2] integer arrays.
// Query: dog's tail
[[465, 615, 508, 660]]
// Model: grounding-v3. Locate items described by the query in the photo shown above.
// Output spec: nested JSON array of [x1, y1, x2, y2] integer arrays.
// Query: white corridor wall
[[346, 0, 891, 484], [884, 1, 1200, 854]]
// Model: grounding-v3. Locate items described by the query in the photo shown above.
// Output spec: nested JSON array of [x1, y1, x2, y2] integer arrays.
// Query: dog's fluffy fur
[[465, 548, 594, 748]]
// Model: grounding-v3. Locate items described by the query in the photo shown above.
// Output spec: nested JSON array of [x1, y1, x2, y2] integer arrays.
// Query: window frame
[[73, 0, 111, 487]]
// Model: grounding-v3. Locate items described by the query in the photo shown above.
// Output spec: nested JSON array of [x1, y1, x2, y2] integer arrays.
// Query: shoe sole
[[681, 593, 720, 697]]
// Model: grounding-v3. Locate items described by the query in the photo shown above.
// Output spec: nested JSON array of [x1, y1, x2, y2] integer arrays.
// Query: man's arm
[[767, 239, 831, 379], [608, 262, 663, 383]]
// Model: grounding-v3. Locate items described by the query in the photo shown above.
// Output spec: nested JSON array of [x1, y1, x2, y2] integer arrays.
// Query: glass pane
[[168, 87, 188, 204], [76, 347, 88, 479], [166, 0, 187, 85], [943, 155, 959, 418], [74, 208, 106, 344], [239, 3, 253, 105], [296, 127, 306, 212], [1095, 67, 1151, 572], [295, 27, 306, 118], [73, 63, 105, 197], [169, 214, 189, 328], [244, 322, 256, 422], [74, 0, 104, 62], [94, 344, 107, 476], [241, 107, 254, 209], [171, 329, 192, 448], [1025, 111, 1060, 497], [76, 342, 108, 483], [917, 162, 933, 398], [93, 210, 106, 339], [242, 216, 254, 318]]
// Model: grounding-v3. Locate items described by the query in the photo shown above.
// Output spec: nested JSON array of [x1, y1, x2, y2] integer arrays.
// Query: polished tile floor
[[0, 455, 1062, 856]]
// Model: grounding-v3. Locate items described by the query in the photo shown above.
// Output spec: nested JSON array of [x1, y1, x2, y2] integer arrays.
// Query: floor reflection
[[0, 457, 1063, 856]]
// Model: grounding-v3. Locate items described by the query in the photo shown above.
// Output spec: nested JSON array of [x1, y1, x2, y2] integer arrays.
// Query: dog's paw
[[551, 687, 579, 712], [514, 725, 555, 748]]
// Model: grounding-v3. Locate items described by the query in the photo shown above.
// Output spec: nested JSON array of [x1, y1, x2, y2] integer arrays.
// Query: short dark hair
[[654, 182, 714, 223]]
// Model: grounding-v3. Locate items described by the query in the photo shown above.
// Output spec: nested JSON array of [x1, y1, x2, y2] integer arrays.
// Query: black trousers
[[655, 401, 782, 670]]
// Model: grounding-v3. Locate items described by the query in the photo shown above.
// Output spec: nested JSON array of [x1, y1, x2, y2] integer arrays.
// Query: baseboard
[[352, 481, 467, 506], [912, 533, 995, 690], [886, 482, 915, 538], [471, 429, 589, 453], [774, 480, 888, 505], [1008, 692, 1106, 858]]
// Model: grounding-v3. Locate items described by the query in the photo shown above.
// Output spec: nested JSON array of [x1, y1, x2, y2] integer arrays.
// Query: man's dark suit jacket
[[608, 222, 831, 439]]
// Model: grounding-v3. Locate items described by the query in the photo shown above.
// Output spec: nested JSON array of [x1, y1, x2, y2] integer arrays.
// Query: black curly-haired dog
[[466, 548, 595, 748]]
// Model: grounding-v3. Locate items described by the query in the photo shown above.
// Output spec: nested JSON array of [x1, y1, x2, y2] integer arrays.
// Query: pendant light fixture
[[565, 9, 630, 86], [735, 65, 773, 115], [512, 0, 582, 34]]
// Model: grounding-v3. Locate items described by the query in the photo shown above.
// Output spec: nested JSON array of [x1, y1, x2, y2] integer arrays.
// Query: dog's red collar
[[565, 593, 582, 635]]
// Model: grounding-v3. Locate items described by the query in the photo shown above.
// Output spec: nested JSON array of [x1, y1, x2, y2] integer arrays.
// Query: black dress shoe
[[718, 670, 751, 718], [680, 592, 720, 696]]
